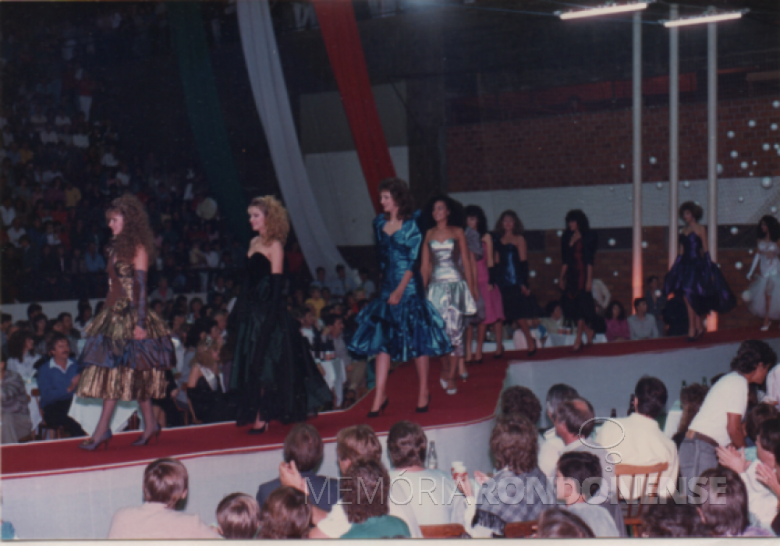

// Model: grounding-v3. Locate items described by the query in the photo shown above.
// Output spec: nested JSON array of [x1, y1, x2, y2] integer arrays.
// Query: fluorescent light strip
[[662, 12, 743, 27], [558, 3, 648, 20]]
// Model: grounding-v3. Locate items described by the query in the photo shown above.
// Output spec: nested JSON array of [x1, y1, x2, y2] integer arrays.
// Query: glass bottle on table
[[428, 441, 438, 470]]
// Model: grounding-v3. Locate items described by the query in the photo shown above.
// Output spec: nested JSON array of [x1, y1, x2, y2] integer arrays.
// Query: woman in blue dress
[[664, 201, 735, 340], [348, 178, 453, 416]]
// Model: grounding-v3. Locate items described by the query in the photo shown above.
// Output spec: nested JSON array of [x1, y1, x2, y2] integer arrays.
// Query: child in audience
[[257, 487, 311, 539], [305, 287, 326, 319], [216, 493, 260, 539], [556, 452, 620, 537], [108, 458, 220, 539]]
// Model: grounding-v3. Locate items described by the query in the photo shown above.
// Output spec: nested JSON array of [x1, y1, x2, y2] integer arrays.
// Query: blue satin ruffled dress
[[348, 213, 453, 361], [664, 232, 736, 316]]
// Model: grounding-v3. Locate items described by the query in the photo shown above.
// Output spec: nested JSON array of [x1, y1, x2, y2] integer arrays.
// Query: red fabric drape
[[312, 0, 395, 213]]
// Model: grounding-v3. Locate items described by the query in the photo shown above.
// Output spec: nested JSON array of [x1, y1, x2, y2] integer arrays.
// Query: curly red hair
[[106, 194, 156, 263]]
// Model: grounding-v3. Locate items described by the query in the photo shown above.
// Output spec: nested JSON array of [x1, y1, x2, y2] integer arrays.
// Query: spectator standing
[[627, 297, 659, 340]]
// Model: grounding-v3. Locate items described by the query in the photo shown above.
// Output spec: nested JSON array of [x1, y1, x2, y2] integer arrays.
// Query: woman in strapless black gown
[[664, 201, 735, 340], [227, 196, 332, 433]]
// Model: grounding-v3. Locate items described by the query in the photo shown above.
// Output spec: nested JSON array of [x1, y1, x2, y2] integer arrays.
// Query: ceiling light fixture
[[661, 10, 747, 28], [556, 2, 650, 20]]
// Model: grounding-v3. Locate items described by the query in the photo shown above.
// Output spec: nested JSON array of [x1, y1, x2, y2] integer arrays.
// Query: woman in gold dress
[[75, 195, 175, 450]]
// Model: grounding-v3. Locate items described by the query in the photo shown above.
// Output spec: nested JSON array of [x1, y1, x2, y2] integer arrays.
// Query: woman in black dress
[[559, 209, 597, 353], [228, 196, 331, 433], [493, 210, 539, 357]]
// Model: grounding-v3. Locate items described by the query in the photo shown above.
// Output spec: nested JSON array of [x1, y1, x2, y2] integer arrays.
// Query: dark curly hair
[[500, 386, 542, 425], [677, 383, 709, 438], [387, 420, 427, 468], [489, 414, 538, 474], [378, 178, 414, 221], [607, 301, 626, 321], [757, 215, 780, 242], [745, 405, 779, 443], [730, 339, 777, 375], [642, 503, 710, 538], [7, 330, 33, 361], [698, 467, 749, 537], [679, 201, 703, 222], [106, 194, 156, 263], [341, 460, 391, 524], [464, 205, 488, 236], [422, 194, 465, 231], [565, 209, 590, 233], [494, 210, 524, 235]]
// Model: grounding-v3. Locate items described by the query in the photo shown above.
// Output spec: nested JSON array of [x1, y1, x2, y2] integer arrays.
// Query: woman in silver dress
[[421, 196, 477, 395]]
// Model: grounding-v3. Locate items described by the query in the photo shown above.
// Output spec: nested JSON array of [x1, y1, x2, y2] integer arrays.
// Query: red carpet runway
[[2, 326, 776, 478]]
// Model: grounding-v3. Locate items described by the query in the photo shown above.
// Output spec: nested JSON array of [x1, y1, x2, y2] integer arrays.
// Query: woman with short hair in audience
[[465, 205, 505, 364], [340, 460, 411, 538], [493, 210, 539, 357], [387, 420, 458, 525], [257, 487, 311, 539], [604, 301, 630, 342], [1, 357, 33, 444], [108, 458, 219, 539], [6, 330, 38, 381]]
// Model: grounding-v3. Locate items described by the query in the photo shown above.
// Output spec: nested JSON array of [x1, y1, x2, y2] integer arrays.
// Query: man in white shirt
[[327, 264, 357, 299], [627, 298, 659, 340], [7, 217, 26, 247], [679, 340, 777, 494], [595, 376, 678, 498], [538, 383, 579, 477], [358, 268, 376, 299]]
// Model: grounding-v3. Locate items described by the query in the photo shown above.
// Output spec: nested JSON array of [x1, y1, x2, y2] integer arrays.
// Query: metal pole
[[632, 11, 643, 300], [668, 4, 679, 267], [707, 22, 718, 330]]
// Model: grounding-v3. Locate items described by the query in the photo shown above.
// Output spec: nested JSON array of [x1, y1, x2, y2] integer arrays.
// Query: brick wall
[[447, 96, 780, 191]]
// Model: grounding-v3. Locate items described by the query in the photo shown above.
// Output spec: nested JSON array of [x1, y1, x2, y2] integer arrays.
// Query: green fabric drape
[[168, 2, 249, 244]]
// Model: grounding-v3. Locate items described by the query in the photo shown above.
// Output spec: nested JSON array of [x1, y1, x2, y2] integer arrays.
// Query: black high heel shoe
[[493, 348, 504, 360], [367, 397, 389, 418], [416, 394, 431, 413], [248, 422, 269, 435], [131, 424, 162, 446], [79, 429, 112, 451]]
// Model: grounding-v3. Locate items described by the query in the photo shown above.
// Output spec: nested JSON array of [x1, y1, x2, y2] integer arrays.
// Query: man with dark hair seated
[[595, 376, 678, 497], [36, 332, 86, 438], [256, 424, 339, 513], [680, 340, 777, 489], [500, 385, 542, 426], [696, 467, 773, 537], [556, 452, 619, 537], [641, 503, 710, 537], [340, 460, 411, 539]]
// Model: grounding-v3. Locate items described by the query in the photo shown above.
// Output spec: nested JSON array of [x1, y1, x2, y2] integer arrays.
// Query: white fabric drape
[[237, 0, 346, 277]]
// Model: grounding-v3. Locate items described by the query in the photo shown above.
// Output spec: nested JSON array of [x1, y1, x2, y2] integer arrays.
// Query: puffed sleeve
[[583, 231, 598, 266]]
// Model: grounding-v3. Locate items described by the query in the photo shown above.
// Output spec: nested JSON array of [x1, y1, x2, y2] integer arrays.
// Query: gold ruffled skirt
[[76, 301, 175, 401]]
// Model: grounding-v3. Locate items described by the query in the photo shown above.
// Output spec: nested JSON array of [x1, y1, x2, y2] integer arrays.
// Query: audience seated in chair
[[1, 357, 33, 444], [535, 508, 594, 539], [641, 503, 710, 538], [696, 467, 774, 537], [35, 333, 85, 438], [257, 487, 312, 539], [108, 458, 220, 539], [216, 493, 260, 539], [556, 452, 620, 537]]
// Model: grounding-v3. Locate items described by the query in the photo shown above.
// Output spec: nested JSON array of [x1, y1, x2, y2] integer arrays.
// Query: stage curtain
[[312, 0, 395, 213], [236, 0, 347, 277], [167, 2, 250, 244]]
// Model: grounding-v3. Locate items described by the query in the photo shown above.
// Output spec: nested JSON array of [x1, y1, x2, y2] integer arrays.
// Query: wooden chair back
[[614, 462, 669, 535], [504, 520, 537, 538], [420, 524, 466, 539]]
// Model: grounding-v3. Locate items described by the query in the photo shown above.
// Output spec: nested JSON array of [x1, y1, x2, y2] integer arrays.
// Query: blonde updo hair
[[249, 196, 289, 246]]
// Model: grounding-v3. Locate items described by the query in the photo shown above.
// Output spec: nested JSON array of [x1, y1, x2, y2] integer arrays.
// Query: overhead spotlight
[[661, 9, 747, 28], [556, 1, 651, 20]]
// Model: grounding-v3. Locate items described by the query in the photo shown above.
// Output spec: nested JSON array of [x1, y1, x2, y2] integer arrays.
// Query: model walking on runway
[[664, 201, 736, 340], [421, 195, 477, 395], [559, 209, 597, 353], [744, 215, 780, 330], [348, 178, 452, 416], [228, 196, 331, 433], [76, 195, 175, 450]]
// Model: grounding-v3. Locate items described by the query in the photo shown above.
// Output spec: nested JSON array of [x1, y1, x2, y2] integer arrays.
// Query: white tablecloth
[[67, 396, 141, 434], [543, 332, 608, 348], [25, 381, 42, 433]]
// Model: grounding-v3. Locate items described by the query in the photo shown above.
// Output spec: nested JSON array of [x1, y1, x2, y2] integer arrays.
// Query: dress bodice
[[429, 239, 463, 283], [678, 232, 704, 263], [106, 258, 136, 308], [494, 238, 525, 288], [373, 213, 422, 295], [246, 252, 272, 286], [758, 240, 780, 276]]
